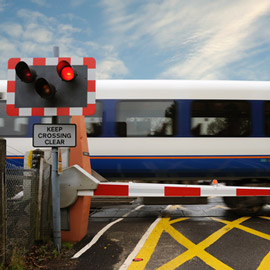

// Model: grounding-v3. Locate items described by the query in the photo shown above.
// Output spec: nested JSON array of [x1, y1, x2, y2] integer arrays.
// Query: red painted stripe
[[57, 107, 70, 115], [33, 58, 46, 66], [32, 108, 44, 116], [6, 104, 19, 116], [8, 58, 20, 69], [84, 57, 96, 69], [165, 186, 201, 197], [87, 80, 96, 92], [58, 57, 71, 64], [94, 184, 129, 196], [7, 81, 15, 92], [237, 188, 270, 196], [83, 104, 95, 115]]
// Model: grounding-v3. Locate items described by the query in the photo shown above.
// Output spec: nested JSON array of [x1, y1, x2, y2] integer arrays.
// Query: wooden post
[[0, 139, 6, 265], [61, 116, 92, 242]]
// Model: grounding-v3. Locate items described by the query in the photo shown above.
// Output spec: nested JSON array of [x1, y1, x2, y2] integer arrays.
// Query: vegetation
[[1, 242, 74, 270]]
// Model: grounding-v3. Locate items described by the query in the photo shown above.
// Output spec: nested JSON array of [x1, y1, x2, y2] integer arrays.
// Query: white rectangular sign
[[33, 124, 76, 147]]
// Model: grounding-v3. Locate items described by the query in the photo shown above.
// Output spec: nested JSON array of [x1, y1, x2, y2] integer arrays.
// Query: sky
[[0, 0, 269, 81]]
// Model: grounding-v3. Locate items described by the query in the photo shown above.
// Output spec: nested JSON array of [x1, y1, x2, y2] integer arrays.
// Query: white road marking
[[71, 204, 144, 259], [119, 205, 171, 270]]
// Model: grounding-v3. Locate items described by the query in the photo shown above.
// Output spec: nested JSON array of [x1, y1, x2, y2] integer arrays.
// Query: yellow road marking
[[127, 218, 167, 270], [212, 217, 270, 240], [258, 251, 270, 269], [128, 215, 270, 270], [260, 216, 270, 221]]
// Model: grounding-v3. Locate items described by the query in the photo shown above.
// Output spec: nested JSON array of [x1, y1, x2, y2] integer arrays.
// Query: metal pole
[[51, 46, 61, 251]]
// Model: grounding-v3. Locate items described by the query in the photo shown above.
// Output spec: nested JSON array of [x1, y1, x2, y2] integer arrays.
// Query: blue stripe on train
[[7, 155, 270, 179]]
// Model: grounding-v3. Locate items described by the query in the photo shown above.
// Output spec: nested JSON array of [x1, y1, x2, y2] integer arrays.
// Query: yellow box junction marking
[[128, 216, 270, 270]]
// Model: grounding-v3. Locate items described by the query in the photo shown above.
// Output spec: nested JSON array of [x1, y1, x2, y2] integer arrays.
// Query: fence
[[0, 141, 52, 265], [4, 163, 38, 263]]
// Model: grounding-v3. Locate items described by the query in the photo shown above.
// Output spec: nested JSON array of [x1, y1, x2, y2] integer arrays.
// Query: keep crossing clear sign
[[33, 124, 76, 147]]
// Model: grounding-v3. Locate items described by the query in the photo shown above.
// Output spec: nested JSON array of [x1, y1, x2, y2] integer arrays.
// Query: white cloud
[[101, 0, 270, 80], [160, 1, 270, 79], [1, 23, 23, 38], [24, 24, 53, 43], [97, 56, 129, 79]]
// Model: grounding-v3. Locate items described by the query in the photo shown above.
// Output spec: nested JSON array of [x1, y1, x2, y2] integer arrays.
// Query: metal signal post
[[7, 47, 96, 251], [51, 46, 61, 251]]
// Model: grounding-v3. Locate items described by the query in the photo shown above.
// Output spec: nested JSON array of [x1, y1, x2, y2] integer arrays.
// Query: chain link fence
[[4, 162, 38, 263]]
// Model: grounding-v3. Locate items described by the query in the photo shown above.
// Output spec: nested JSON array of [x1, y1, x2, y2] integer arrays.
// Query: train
[[1, 79, 270, 213]]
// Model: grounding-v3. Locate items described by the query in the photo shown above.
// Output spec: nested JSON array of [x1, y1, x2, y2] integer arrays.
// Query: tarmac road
[[70, 197, 270, 270]]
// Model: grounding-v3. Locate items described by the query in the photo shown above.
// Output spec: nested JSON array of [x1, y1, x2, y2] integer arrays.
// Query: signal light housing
[[15, 61, 36, 83], [7, 57, 96, 116], [57, 60, 77, 81], [35, 78, 56, 99]]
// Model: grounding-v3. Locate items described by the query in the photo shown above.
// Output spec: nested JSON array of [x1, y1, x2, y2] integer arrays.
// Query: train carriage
[[1, 79, 270, 213]]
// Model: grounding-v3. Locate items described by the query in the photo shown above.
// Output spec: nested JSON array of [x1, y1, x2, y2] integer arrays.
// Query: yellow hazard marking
[[211, 217, 270, 240], [27, 150, 33, 169], [128, 216, 270, 270], [258, 251, 270, 269], [260, 216, 270, 220]]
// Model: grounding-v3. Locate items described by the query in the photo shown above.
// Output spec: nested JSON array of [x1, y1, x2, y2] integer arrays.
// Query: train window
[[116, 100, 176, 137], [41, 116, 71, 124], [85, 101, 103, 137], [41, 102, 103, 137], [191, 100, 251, 137], [264, 102, 270, 136], [0, 101, 29, 137]]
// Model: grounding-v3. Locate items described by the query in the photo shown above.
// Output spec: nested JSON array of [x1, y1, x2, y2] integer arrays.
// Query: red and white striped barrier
[[77, 181, 270, 198]]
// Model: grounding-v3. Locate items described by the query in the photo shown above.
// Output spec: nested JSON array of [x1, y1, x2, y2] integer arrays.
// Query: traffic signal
[[57, 60, 77, 81], [15, 61, 36, 83], [6, 57, 96, 116], [35, 78, 56, 99]]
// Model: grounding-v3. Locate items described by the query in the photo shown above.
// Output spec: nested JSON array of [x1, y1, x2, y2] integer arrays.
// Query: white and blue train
[[1, 79, 270, 212]]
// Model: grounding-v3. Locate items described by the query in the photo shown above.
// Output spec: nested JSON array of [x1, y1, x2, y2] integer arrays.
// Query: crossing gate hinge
[[59, 165, 99, 208]]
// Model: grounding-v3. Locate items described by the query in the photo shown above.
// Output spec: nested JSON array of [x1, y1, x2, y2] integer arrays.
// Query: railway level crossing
[[8, 53, 270, 252]]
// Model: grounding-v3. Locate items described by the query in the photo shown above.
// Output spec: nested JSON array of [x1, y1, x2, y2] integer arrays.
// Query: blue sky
[[0, 0, 269, 81]]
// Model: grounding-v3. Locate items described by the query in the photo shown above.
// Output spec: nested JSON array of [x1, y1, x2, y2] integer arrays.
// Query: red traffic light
[[57, 60, 77, 81], [15, 61, 36, 83], [35, 78, 56, 99]]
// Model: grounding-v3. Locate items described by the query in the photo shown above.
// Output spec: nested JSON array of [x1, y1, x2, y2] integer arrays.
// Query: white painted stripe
[[44, 107, 57, 115], [8, 69, 16, 81], [119, 218, 162, 270], [119, 205, 171, 270], [6, 93, 15, 104], [21, 58, 33, 65], [201, 186, 236, 197], [71, 205, 144, 259], [87, 92, 96, 104], [70, 57, 83, 65], [129, 183, 164, 197], [87, 69, 96, 80], [46, 58, 58, 65], [69, 107, 83, 115], [19, 108, 31, 116], [77, 190, 93, 196]]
